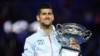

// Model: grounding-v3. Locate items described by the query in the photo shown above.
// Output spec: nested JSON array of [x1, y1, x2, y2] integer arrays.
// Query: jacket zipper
[[48, 35, 53, 56]]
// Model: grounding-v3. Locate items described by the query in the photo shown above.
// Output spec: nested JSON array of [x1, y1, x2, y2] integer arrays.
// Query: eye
[[42, 13, 46, 15], [48, 12, 52, 15]]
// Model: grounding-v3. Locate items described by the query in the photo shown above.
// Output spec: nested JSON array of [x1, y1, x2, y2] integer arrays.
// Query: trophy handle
[[84, 30, 92, 41], [56, 24, 64, 35], [56, 24, 63, 30]]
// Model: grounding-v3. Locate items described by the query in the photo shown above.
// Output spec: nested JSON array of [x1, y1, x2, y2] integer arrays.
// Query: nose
[[46, 13, 50, 18], [46, 14, 49, 18]]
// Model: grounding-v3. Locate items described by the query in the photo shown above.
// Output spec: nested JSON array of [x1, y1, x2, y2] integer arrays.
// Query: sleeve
[[22, 39, 35, 56]]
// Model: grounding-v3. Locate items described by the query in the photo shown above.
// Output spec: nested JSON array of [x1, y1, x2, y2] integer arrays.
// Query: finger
[[70, 38, 78, 44]]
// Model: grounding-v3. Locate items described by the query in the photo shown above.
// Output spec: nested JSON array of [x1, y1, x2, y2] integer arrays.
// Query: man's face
[[37, 8, 54, 27]]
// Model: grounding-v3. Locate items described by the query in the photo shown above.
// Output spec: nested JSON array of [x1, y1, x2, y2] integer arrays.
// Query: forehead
[[40, 8, 53, 13]]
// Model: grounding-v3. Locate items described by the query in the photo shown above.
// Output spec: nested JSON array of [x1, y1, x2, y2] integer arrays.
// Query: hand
[[70, 38, 80, 51]]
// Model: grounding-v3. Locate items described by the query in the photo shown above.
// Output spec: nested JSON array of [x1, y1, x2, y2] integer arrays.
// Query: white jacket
[[22, 25, 80, 56]]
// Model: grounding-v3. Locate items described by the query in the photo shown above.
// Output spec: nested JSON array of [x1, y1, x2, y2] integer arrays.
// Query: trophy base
[[60, 48, 80, 56], [62, 47, 80, 52]]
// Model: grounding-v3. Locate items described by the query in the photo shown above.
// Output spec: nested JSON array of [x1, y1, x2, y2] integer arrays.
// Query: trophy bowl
[[56, 23, 92, 51]]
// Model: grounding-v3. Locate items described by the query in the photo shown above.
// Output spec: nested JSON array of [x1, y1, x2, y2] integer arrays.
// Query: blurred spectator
[[3, 20, 12, 34], [12, 20, 28, 34], [28, 21, 40, 32]]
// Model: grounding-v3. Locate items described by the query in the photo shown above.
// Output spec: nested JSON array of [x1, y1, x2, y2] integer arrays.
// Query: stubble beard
[[41, 22, 52, 28]]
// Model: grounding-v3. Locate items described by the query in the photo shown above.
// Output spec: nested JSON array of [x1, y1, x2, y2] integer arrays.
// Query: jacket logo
[[37, 39, 44, 45]]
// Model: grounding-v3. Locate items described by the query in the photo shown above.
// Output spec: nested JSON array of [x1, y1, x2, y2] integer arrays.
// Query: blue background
[[0, 0, 100, 56]]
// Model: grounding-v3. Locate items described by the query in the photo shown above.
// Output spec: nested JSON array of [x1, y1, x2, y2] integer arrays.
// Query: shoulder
[[25, 32, 41, 44]]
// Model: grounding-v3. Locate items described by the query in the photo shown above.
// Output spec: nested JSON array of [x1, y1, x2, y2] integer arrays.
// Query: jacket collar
[[37, 25, 57, 36]]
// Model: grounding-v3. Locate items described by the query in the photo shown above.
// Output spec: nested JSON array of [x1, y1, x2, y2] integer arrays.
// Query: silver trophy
[[56, 23, 92, 52]]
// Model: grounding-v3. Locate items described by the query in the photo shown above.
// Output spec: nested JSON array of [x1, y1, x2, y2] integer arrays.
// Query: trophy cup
[[56, 23, 92, 56]]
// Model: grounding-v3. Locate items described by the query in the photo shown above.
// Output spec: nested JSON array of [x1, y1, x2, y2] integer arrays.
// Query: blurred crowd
[[0, 0, 100, 56]]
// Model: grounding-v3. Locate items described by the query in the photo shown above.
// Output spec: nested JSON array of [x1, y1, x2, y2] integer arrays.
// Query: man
[[22, 3, 80, 56]]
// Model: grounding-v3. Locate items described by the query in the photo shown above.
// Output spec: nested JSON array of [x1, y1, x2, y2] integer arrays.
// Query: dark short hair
[[37, 3, 53, 15]]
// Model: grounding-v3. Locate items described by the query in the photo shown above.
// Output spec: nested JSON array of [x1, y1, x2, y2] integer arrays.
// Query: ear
[[36, 15, 40, 21], [52, 15, 54, 21]]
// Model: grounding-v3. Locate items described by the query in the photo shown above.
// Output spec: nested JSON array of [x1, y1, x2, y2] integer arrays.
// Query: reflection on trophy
[[56, 23, 92, 53]]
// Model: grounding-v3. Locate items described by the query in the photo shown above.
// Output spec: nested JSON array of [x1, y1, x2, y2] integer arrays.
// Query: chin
[[44, 24, 51, 27], [42, 23, 52, 27]]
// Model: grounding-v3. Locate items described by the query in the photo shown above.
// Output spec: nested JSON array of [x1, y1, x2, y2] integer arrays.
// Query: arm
[[22, 39, 35, 56]]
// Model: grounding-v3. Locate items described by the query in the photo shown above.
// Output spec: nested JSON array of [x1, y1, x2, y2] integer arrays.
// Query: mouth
[[44, 18, 50, 21]]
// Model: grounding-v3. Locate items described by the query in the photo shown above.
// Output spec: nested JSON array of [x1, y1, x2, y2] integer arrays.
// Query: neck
[[40, 24, 53, 35]]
